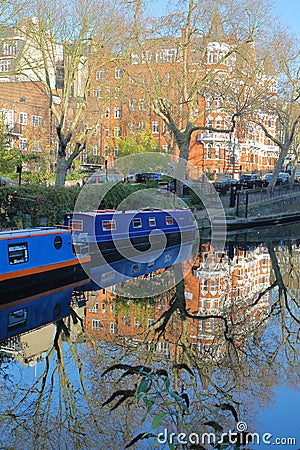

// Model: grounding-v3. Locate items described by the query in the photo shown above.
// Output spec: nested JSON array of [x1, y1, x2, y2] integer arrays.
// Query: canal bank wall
[[195, 191, 300, 231]]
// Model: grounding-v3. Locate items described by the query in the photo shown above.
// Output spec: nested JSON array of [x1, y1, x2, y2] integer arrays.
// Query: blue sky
[[148, 0, 300, 38], [275, 0, 300, 36]]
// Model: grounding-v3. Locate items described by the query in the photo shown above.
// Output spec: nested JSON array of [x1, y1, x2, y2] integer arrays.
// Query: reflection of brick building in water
[[184, 243, 271, 357], [85, 243, 271, 360]]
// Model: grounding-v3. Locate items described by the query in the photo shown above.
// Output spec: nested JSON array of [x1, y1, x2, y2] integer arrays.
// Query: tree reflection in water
[[0, 237, 300, 449]]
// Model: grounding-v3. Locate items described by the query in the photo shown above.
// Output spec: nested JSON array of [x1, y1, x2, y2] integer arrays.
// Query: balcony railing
[[196, 132, 231, 143]]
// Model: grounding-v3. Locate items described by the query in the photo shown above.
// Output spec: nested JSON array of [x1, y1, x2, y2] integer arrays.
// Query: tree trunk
[[55, 153, 69, 186], [268, 144, 289, 188]]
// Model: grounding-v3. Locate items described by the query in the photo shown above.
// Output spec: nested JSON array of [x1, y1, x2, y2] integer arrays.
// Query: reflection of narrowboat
[[0, 281, 87, 342], [65, 208, 197, 262], [0, 228, 90, 303], [80, 241, 194, 291]]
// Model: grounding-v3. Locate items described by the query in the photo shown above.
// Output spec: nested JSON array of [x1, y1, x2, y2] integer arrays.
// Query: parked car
[[239, 174, 263, 189], [294, 172, 300, 183], [262, 173, 273, 187], [213, 177, 241, 194], [278, 172, 291, 184], [84, 173, 124, 184], [263, 172, 290, 187]]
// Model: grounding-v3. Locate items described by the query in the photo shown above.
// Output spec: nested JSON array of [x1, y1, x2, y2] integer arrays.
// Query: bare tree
[[242, 27, 300, 187], [125, 0, 275, 170], [13, 0, 133, 185]]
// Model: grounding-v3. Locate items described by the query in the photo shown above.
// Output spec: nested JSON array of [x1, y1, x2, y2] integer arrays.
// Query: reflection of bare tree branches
[[0, 312, 105, 448]]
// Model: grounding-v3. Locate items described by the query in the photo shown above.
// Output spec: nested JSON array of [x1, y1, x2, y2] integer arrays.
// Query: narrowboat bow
[[0, 227, 90, 303]]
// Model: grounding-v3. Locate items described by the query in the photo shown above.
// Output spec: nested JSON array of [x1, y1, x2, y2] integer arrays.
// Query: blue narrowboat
[[0, 227, 90, 303], [0, 284, 77, 342], [65, 208, 197, 262]]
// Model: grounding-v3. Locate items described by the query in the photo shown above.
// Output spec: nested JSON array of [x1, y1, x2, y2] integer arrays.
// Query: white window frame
[[19, 138, 27, 150], [115, 67, 123, 79], [19, 112, 28, 125], [152, 121, 159, 134], [114, 126, 121, 137], [32, 115, 42, 127], [114, 106, 121, 119]]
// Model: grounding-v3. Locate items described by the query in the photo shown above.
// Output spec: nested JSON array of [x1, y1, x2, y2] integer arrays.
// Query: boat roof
[[0, 227, 70, 240], [72, 208, 189, 217]]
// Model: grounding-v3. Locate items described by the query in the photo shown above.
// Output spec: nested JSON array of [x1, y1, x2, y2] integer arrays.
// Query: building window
[[110, 322, 117, 334], [114, 106, 121, 119], [215, 145, 220, 159], [115, 67, 123, 79], [96, 68, 106, 80], [19, 138, 27, 150], [164, 73, 171, 84], [128, 99, 135, 111], [89, 302, 99, 313], [215, 97, 223, 108], [123, 315, 130, 327], [152, 122, 159, 134], [92, 146, 97, 156], [3, 43, 17, 56], [134, 317, 141, 328], [105, 107, 110, 119], [206, 117, 213, 131], [114, 126, 121, 137], [139, 99, 146, 111], [215, 118, 222, 129], [139, 121, 145, 130], [114, 146, 118, 157], [105, 146, 110, 157], [102, 302, 106, 313], [32, 115, 42, 127], [105, 126, 110, 138], [114, 86, 121, 98], [19, 112, 27, 125], [156, 342, 169, 354], [207, 143, 212, 159], [0, 60, 11, 72], [92, 319, 102, 329], [148, 318, 155, 327], [32, 141, 42, 152], [92, 87, 102, 98]]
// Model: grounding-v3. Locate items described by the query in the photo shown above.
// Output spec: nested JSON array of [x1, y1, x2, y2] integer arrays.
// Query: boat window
[[131, 263, 140, 274], [149, 217, 156, 227], [102, 220, 116, 231], [70, 219, 83, 231], [133, 218, 142, 228], [7, 307, 28, 330], [54, 235, 63, 250], [164, 253, 172, 262], [165, 216, 173, 225], [8, 242, 29, 265]]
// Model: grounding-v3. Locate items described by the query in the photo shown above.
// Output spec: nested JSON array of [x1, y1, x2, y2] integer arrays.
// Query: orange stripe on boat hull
[[0, 256, 90, 282]]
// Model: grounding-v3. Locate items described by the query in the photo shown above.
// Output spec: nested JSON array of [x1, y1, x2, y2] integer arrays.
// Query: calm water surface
[[0, 224, 300, 449]]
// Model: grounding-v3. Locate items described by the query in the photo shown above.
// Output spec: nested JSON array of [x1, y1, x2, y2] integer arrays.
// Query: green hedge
[[0, 183, 146, 229]]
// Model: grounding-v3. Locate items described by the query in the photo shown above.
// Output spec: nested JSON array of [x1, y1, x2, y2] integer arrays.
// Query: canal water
[[0, 224, 300, 449]]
